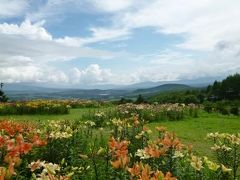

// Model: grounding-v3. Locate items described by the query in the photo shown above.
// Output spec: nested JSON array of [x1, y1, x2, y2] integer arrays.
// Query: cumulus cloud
[[0, 60, 115, 85], [0, 20, 52, 40], [71, 64, 113, 84], [70, 64, 143, 85], [132, 47, 240, 82], [0, 65, 69, 83], [0, 20, 114, 83]]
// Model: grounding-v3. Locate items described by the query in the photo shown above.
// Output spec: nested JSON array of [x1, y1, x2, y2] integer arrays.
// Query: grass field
[[1, 108, 239, 158], [148, 112, 240, 158]]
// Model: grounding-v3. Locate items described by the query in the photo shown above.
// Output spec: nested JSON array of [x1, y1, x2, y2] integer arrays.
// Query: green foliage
[[203, 101, 240, 116], [81, 110, 108, 127], [0, 89, 8, 102], [150, 74, 240, 106], [207, 73, 240, 100], [150, 90, 205, 104], [114, 97, 134, 105], [203, 101, 214, 113], [230, 106, 239, 115], [207, 132, 240, 179], [1, 106, 240, 179], [0, 100, 111, 115], [0, 101, 70, 115], [135, 94, 146, 104], [116, 103, 199, 122]]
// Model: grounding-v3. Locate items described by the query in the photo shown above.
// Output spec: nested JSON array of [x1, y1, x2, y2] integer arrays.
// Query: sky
[[0, 0, 240, 88]]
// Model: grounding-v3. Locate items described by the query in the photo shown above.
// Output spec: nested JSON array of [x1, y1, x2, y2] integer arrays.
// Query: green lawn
[[148, 112, 240, 158], [1, 109, 239, 158]]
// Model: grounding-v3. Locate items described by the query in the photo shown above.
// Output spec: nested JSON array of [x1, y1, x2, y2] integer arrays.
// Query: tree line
[[119, 73, 240, 105], [206, 73, 240, 100]]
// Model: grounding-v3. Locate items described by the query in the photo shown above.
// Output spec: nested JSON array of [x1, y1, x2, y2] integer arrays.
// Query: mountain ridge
[[4, 83, 196, 100]]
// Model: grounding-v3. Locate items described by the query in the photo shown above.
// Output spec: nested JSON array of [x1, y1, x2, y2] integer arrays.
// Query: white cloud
[[57, 27, 130, 46], [89, 0, 137, 12], [1, 48, 239, 85], [0, 66, 42, 83], [26, 0, 75, 22], [1, 1, 240, 85], [0, 19, 52, 41], [132, 47, 240, 82], [54, 0, 240, 52], [87, 27, 130, 43], [0, 0, 28, 18], [0, 56, 33, 67], [26, 0, 134, 45], [0, 20, 114, 83], [71, 64, 113, 84], [0, 20, 112, 61], [70, 64, 143, 85], [46, 70, 69, 83], [117, 0, 240, 51], [18, 0, 240, 52], [27, 0, 141, 21], [0, 65, 69, 83]]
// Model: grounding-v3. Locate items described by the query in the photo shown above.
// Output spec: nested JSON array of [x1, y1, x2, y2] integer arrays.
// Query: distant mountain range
[[3, 82, 197, 101], [0, 75, 233, 100], [128, 84, 192, 96], [2, 74, 225, 100], [3, 75, 221, 92]]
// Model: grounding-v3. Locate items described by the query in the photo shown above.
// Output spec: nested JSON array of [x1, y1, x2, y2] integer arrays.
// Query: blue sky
[[0, 0, 240, 87]]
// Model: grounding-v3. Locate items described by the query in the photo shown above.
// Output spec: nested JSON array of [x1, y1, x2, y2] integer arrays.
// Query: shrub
[[204, 101, 214, 113], [230, 106, 239, 115], [116, 103, 198, 122], [0, 100, 70, 115], [207, 132, 240, 179], [219, 107, 230, 115]]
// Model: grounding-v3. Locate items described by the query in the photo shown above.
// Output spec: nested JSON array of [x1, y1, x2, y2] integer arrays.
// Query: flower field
[[80, 103, 199, 127], [0, 102, 239, 179], [0, 100, 105, 115]]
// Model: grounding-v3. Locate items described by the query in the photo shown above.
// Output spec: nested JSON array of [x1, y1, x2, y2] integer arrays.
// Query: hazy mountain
[[3, 82, 194, 101], [134, 84, 191, 93], [4, 83, 60, 92], [2, 74, 224, 93], [127, 84, 192, 97], [3, 76, 225, 101]]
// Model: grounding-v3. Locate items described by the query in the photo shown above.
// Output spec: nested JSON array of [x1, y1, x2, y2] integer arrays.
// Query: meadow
[[0, 100, 239, 179], [1, 108, 240, 158]]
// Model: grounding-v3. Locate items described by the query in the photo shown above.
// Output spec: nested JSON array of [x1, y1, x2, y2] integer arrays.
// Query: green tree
[[135, 94, 145, 104], [208, 74, 240, 100], [183, 95, 199, 104], [118, 98, 133, 104], [0, 83, 8, 102]]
